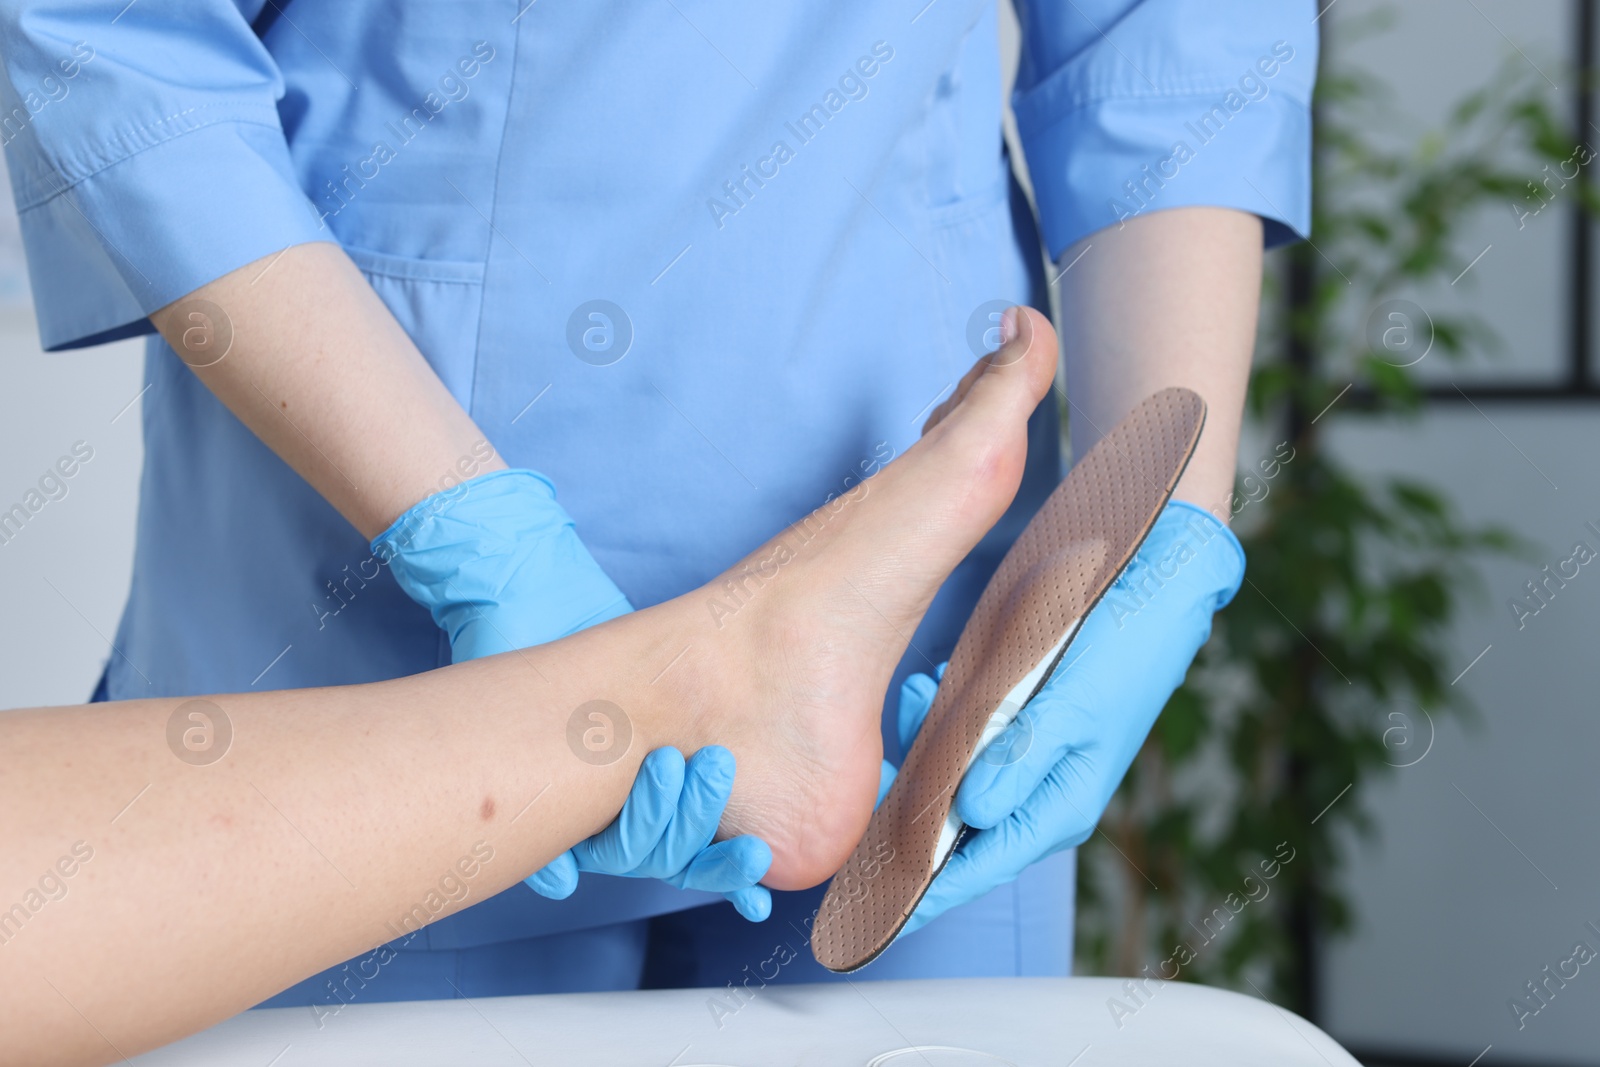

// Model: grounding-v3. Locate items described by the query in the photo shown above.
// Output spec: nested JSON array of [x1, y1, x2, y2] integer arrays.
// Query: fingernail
[[1001, 306, 1019, 345]]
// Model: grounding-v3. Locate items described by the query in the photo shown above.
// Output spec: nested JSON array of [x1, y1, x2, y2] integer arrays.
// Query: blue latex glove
[[373, 468, 772, 918], [527, 746, 774, 922], [891, 501, 1245, 936], [372, 468, 631, 660]]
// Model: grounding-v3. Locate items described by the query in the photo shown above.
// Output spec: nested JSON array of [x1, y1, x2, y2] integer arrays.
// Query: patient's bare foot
[[670, 308, 1058, 889]]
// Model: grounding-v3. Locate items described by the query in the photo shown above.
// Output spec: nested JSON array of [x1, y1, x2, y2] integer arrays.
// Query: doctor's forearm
[[1056, 206, 1263, 520], [148, 242, 506, 539]]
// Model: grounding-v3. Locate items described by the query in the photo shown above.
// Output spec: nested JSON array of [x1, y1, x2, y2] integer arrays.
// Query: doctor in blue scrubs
[[0, 0, 1314, 1004]]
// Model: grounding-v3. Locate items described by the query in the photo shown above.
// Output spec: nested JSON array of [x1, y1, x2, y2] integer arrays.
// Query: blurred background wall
[[0, 175, 143, 710], [1, 2, 1597, 1065]]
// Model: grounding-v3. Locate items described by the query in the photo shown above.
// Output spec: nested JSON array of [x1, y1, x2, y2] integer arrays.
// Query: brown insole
[[810, 387, 1206, 972]]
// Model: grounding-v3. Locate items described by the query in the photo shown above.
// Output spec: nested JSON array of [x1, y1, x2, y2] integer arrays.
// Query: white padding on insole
[[931, 617, 1081, 870]]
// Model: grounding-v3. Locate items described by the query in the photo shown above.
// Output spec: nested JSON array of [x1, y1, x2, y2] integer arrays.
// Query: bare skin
[[1057, 206, 1264, 521], [922, 208, 1261, 523], [147, 242, 504, 539], [0, 309, 1058, 1067]]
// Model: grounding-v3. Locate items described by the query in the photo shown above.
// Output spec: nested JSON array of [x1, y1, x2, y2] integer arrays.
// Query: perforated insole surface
[[810, 387, 1206, 972]]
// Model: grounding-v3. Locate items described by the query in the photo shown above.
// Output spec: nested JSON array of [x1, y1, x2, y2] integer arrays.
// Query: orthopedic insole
[[810, 386, 1206, 972]]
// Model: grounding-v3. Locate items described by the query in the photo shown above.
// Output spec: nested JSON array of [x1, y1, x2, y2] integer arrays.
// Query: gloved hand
[[373, 468, 772, 917], [372, 468, 631, 660], [892, 501, 1245, 936], [526, 746, 774, 922]]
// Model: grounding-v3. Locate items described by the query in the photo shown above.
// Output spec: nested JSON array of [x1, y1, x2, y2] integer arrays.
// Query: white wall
[[0, 153, 144, 708], [1323, 408, 1600, 1065]]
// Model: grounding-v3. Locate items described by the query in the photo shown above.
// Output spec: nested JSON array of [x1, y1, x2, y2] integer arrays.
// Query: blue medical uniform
[[1, 0, 1314, 1004]]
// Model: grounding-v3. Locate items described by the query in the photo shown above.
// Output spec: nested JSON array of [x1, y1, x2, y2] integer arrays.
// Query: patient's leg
[[0, 309, 1057, 1066]]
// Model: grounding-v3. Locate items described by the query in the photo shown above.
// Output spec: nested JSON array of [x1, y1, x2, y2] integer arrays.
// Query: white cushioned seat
[[133, 976, 1359, 1066]]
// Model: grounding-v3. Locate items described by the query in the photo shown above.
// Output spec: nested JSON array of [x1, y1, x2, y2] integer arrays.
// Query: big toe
[[923, 306, 1057, 435]]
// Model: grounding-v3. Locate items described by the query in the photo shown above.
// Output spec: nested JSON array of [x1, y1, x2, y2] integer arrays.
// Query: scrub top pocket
[[342, 245, 488, 414]]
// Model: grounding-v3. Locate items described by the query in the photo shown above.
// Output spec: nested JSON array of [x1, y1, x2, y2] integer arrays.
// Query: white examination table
[[131, 977, 1360, 1065]]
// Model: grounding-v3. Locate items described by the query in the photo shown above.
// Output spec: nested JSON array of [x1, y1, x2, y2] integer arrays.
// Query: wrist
[[373, 469, 632, 656], [372, 469, 560, 605], [1148, 500, 1246, 609], [1170, 444, 1245, 529]]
